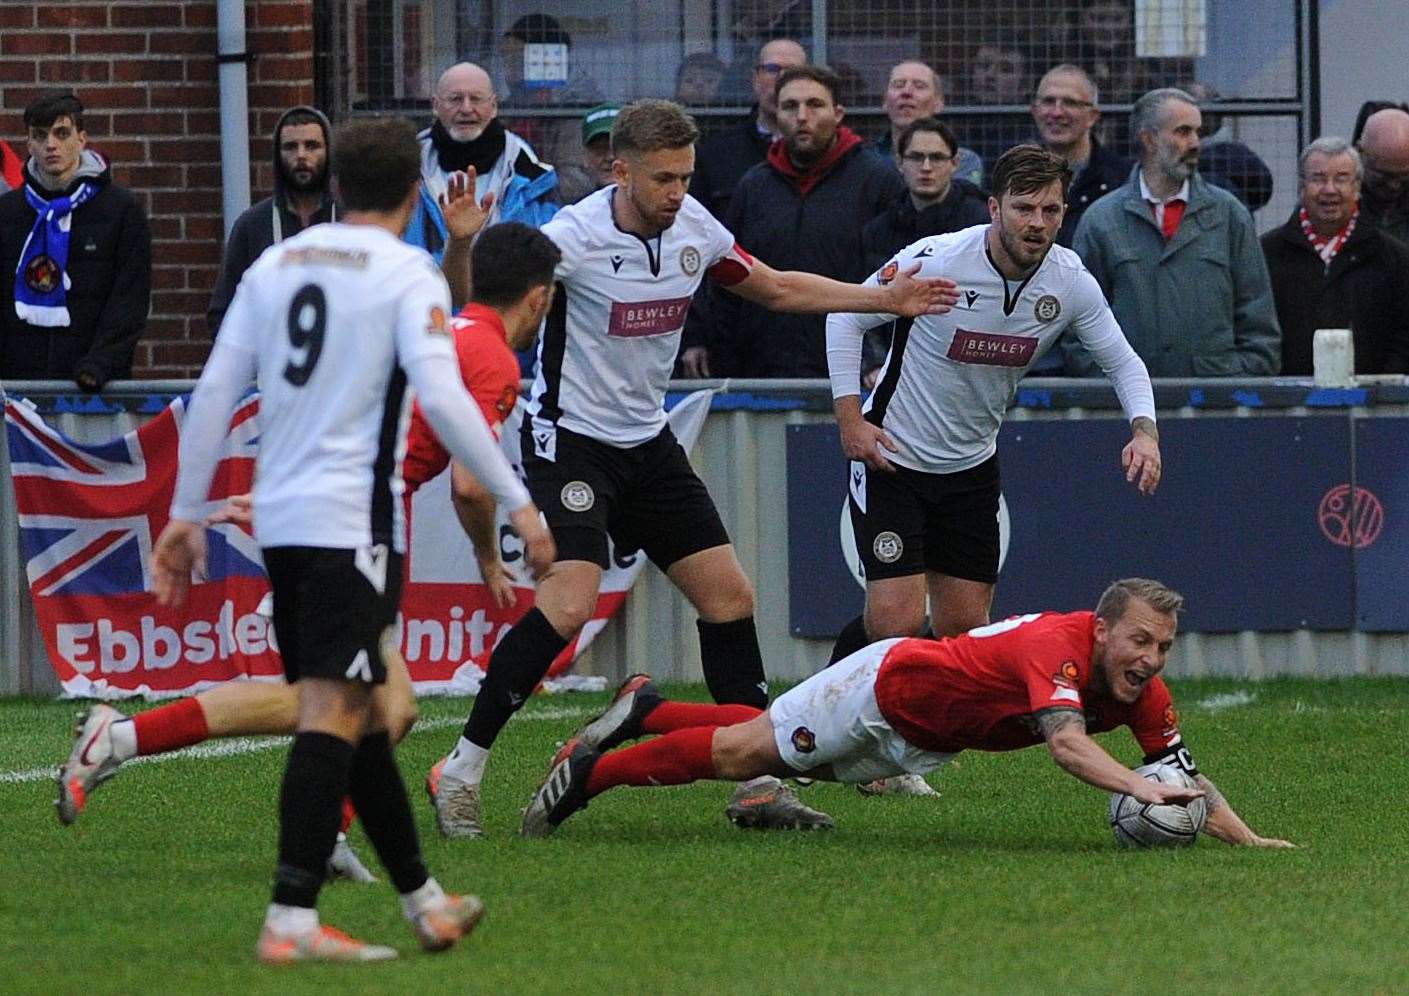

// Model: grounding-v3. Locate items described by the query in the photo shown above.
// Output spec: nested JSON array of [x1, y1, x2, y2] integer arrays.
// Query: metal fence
[[4, 377, 1407, 700], [323, 0, 1313, 230]]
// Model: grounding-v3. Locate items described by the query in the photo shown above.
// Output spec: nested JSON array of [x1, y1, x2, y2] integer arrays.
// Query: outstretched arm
[[1040, 710, 1204, 805], [1195, 773, 1295, 847], [726, 258, 958, 317]]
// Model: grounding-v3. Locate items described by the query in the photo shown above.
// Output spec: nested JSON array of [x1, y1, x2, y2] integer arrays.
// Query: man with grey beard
[[1063, 87, 1280, 377]]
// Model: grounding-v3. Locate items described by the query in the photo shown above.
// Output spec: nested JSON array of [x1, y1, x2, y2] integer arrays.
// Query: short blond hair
[[1095, 578, 1185, 623]]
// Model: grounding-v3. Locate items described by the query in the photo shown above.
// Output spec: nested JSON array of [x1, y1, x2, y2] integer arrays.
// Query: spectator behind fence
[[689, 37, 807, 220], [965, 42, 1033, 168], [1032, 64, 1129, 247], [1357, 107, 1409, 244], [0, 90, 151, 391], [694, 65, 903, 378], [859, 118, 988, 385], [207, 106, 335, 336], [497, 13, 603, 173], [675, 53, 727, 106], [1261, 137, 1409, 376], [875, 60, 984, 188], [1185, 82, 1273, 214], [1065, 87, 1280, 377], [0, 139, 22, 193], [405, 62, 558, 262], [555, 103, 622, 206]]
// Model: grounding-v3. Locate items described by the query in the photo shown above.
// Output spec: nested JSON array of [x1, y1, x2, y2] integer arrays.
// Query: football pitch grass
[[2, 677, 1408, 994]]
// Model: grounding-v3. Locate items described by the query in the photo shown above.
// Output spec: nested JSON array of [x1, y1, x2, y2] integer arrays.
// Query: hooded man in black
[[0, 89, 151, 390], [207, 106, 336, 335]]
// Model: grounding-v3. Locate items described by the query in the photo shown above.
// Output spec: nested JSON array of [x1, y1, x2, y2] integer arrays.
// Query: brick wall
[[0, 1, 316, 379]]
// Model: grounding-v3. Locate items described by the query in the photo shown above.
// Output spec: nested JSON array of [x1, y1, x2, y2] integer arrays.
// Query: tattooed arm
[[1038, 709, 1204, 805], [1195, 773, 1296, 848]]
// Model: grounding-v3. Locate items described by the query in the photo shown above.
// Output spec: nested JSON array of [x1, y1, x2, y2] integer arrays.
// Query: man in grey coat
[[1064, 88, 1280, 377]]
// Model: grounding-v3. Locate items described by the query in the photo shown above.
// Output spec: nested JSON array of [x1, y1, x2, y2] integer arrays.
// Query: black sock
[[272, 731, 355, 909], [827, 614, 871, 666], [697, 616, 767, 707], [346, 730, 428, 895], [462, 607, 569, 749]]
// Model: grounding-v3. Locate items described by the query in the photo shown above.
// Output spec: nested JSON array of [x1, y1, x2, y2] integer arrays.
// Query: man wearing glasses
[[689, 38, 808, 221], [1357, 107, 1409, 245], [1030, 64, 1129, 247], [404, 62, 559, 262], [876, 60, 984, 188], [1261, 136, 1409, 376]]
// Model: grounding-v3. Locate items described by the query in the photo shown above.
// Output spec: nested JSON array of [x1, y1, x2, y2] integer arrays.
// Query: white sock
[[108, 719, 138, 762], [264, 903, 319, 936], [400, 877, 446, 920], [439, 738, 489, 784]]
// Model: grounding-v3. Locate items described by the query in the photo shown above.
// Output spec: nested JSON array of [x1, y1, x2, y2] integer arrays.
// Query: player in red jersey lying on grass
[[55, 215, 558, 874], [521, 577, 1293, 846]]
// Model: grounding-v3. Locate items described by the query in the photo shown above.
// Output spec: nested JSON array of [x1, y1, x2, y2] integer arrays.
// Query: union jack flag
[[3, 393, 278, 698]]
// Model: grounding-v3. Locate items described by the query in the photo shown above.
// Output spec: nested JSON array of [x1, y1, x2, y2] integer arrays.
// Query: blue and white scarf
[[15, 180, 98, 327]]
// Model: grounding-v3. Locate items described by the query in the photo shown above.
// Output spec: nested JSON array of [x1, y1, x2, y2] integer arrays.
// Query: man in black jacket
[[0, 90, 151, 390], [859, 118, 989, 385], [1261, 135, 1409, 376], [697, 65, 903, 378], [1031, 65, 1130, 247], [207, 106, 336, 335], [688, 38, 807, 220]]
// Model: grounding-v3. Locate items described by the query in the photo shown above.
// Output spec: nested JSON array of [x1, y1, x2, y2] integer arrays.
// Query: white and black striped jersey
[[170, 223, 529, 551], [827, 224, 1155, 474], [528, 187, 752, 448]]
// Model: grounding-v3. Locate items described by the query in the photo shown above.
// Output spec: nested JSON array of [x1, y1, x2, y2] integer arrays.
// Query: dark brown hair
[[332, 117, 420, 212], [472, 222, 562, 308], [898, 117, 958, 158], [611, 99, 699, 158], [989, 143, 1073, 201], [775, 64, 842, 104], [25, 90, 84, 132]]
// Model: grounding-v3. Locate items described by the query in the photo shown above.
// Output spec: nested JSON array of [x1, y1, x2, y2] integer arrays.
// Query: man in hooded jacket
[[207, 105, 337, 336]]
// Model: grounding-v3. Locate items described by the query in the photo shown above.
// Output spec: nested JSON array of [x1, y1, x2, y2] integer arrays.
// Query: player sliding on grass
[[522, 577, 1293, 847], [55, 217, 556, 878]]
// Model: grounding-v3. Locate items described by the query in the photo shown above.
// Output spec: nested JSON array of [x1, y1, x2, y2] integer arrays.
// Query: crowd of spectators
[[3, 23, 1407, 390]]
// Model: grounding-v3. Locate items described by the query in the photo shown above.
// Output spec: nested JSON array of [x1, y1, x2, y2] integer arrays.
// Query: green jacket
[[1064, 167, 1281, 376]]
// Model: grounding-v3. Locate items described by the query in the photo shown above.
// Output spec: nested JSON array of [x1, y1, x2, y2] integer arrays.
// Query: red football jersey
[[873, 611, 1184, 757], [402, 303, 522, 493]]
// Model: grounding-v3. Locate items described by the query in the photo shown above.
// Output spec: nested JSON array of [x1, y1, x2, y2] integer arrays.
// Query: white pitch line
[[1194, 690, 1257, 712], [0, 705, 591, 786]]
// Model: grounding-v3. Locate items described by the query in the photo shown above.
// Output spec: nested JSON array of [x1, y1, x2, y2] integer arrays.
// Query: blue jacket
[[1064, 167, 1281, 377]]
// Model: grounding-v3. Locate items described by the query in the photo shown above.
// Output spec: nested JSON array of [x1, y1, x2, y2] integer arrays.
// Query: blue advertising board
[[788, 415, 1364, 636], [1351, 417, 1409, 631]]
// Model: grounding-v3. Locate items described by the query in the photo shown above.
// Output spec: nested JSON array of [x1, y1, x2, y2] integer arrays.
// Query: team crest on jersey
[[872, 531, 903, 564], [1162, 705, 1179, 733], [495, 384, 518, 421], [679, 246, 701, 276], [426, 305, 449, 336], [790, 726, 817, 754], [561, 481, 595, 512], [1034, 295, 1061, 322], [878, 260, 899, 285]]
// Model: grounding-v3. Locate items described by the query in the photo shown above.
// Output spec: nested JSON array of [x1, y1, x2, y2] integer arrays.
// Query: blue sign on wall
[[788, 415, 1368, 637]]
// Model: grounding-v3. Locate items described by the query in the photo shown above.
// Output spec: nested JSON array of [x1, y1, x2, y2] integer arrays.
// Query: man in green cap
[[558, 102, 621, 204]]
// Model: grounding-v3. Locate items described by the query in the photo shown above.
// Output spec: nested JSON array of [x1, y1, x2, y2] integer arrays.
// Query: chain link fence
[[324, 0, 1310, 229]]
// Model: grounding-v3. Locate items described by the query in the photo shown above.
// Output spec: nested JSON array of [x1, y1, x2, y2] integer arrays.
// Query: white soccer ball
[[1109, 762, 1208, 848]]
